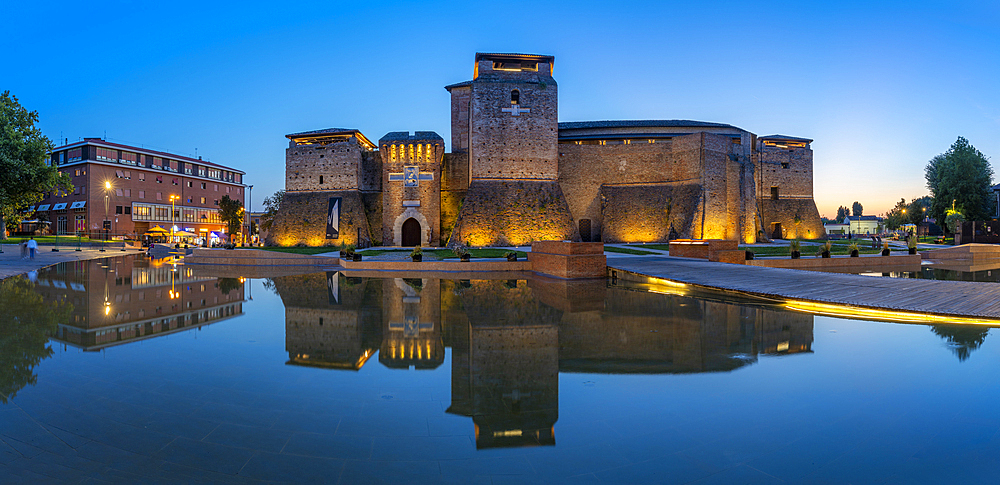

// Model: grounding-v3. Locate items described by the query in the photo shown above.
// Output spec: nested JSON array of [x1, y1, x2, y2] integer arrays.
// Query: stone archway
[[401, 218, 421, 247], [393, 208, 430, 246]]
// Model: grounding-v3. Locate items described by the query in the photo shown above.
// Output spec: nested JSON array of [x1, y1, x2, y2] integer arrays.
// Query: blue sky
[[5, 0, 999, 217]]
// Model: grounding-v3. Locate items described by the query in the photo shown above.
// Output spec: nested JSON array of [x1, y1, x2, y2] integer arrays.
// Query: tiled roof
[[379, 131, 444, 143]]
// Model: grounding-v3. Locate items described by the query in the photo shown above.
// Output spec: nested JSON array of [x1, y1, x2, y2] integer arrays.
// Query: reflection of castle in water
[[273, 273, 814, 448], [33, 256, 245, 350]]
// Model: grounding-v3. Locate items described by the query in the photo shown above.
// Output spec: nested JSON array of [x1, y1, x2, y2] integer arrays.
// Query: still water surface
[[1, 255, 999, 483]]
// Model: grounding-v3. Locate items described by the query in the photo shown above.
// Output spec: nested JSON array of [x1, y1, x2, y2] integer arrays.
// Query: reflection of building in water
[[379, 278, 444, 370], [271, 275, 814, 448], [275, 272, 382, 370], [445, 280, 560, 449], [36, 256, 244, 350], [559, 288, 812, 374]]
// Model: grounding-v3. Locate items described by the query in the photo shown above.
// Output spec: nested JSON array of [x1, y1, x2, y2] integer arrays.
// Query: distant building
[[34, 138, 246, 242], [842, 215, 881, 235]]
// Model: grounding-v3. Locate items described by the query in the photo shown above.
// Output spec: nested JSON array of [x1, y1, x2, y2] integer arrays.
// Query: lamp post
[[169, 195, 179, 245], [245, 184, 253, 246], [102, 181, 111, 252]]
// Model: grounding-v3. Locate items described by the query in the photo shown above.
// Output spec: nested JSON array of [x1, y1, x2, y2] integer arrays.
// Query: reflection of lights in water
[[785, 299, 1000, 326]]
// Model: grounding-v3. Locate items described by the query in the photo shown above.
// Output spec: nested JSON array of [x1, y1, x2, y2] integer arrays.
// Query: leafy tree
[[851, 201, 863, 217], [0, 276, 73, 403], [908, 196, 932, 225], [926, 137, 994, 227], [836, 206, 849, 222], [216, 195, 244, 243], [945, 209, 965, 235], [259, 189, 285, 233], [884, 198, 908, 230], [0, 91, 73, 238]]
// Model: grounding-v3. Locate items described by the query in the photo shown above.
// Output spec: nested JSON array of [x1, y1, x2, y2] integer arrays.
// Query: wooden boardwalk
[[608, 256, 1000, 321]]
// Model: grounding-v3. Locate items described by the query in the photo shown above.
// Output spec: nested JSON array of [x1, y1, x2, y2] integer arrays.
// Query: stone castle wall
[[380, 137, 443, 246], [440, 152, 469, 246], [759, 144, 813, 199], [449, 86, 471, 152], [600, 183, 703, 243], [448, 180, 577, 247], [265, 190, 374, 247], [758, 197, 826, 239], [285, 137, 368, 191]]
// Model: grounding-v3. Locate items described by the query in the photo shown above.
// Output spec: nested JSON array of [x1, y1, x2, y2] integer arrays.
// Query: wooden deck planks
[[608, 257, 1000, 319]]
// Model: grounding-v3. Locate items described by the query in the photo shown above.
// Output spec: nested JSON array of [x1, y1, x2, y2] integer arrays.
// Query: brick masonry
[[448, 180, 577, 247], [264, 190, 373, 247]]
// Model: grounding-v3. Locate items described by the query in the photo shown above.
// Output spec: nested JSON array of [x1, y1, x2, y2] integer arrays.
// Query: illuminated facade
[[269, 52, 822, 246]]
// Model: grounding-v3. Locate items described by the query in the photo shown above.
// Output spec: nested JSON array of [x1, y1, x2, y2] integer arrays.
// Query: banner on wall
[[326, 271, 340, 305], [326, 197, 341, 239]]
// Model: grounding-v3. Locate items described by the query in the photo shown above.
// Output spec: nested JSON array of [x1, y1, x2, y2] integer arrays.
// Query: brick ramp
[[609, 256, 1000, 320]]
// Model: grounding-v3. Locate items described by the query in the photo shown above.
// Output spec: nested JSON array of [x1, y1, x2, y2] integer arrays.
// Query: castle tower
[[445, 53, 577, 247], [379, 132, 443, 247]]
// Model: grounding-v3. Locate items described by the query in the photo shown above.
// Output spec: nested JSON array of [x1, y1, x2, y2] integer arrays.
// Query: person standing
[[20, 241, 27, 259], [27, 237, 37, 259]]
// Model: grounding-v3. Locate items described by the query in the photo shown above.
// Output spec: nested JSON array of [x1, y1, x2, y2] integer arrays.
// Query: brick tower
[[445, 53, 577, 247]]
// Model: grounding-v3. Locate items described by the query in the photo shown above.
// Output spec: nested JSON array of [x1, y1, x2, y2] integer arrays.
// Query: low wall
[[183, 248, 339, 266], [339, 258, 531, 272], [747, 254, 921, 271], [921, 244, 1000, 261]]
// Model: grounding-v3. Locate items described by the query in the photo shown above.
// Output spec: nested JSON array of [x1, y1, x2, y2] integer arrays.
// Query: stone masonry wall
[[758, 197, 826, 239], [265, 190, 373, 247], [469, 64, 558, 180], [380, 137, 443, 246], [285, 137, 364, 191], [759, 144, 813, 199], [449, 85, 471, 152], [448, 180, 577, 247], [600, 183, 702, 243], [440, 152, 469, 246]]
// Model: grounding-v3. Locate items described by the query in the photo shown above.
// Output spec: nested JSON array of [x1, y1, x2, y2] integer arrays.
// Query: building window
[[781, 162, 790, 169], [319, 176, 324, 184], [200, 197, 206, 204], [60, 152, 66, 164], [201, 182, 206, 189], [74, 169, 80, 176], [68, 148, 82, 162], [187, 181, 193, 187], [157, 192, 162, 201], [511, 89, 520, 105], [187, 197, 193, 203], [139, 191, 145, 199], [214, 199, 219, 206], [771, 186, 779, 200], [116, 206, 123, 214], [115, 189, 123, 196], [96, 147, 117, 162], [124, 207, 131, 215], [138, 173, 145, 181], [214, 184, 218, 191]]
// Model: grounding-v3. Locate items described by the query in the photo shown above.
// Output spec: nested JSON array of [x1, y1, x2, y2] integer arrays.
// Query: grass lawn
[[2, 235, 95, 244], [744, 242, 885, 257], [431, 248, 528, 259], [625, 244, 671, 251], [605, 246, 659, 255]]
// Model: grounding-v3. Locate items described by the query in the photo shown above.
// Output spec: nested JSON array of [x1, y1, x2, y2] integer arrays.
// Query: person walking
[[27, 237, 38, 259], [20, 240, 27, 260]]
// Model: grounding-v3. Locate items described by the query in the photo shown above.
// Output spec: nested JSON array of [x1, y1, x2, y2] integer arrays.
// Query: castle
[[267, 52, 823, 247]]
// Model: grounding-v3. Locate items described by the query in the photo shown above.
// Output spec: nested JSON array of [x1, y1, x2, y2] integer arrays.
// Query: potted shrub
[[789, 240, 801, 259], [339, 242, 348, 258], [411, 246, 422, 262], [505, 251, 518, 262], [343, 244, 355, 261], [745, 250, 754, 260], [821, 240, 832, 258], [453, 246, 470, 262], [881, 241, 891, 256], [848, 242, 860, 257], [908, 236, 918, 255], [353, 251, 363, 262]]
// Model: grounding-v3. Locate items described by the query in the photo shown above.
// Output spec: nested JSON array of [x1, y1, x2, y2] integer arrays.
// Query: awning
[[70, 201, 86, 209], [37, 204, 51, 211], [147, 226, 170, 233], [52, 203, 68, 210], [209, 231, 224, 238]]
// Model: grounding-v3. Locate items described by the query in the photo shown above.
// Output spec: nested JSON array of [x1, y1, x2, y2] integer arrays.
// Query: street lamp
[[102, 181, 111, 252], [169, 195, 179, 245], [245, 184, 253, 246]]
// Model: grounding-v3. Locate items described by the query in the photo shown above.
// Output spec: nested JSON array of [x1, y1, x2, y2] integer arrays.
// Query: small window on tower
[[771, 186, 780, 200], [319, 175, 324, 184], [781, 162, 790, 169], [511, 90, 520, 105]]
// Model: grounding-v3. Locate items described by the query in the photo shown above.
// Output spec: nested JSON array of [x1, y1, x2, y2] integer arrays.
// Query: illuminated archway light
[[784, 300, 1000, 326]]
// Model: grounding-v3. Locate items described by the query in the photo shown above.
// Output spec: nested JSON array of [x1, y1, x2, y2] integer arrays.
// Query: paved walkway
[[0, 243, 140, 280], [609, 256, 1000, 320]]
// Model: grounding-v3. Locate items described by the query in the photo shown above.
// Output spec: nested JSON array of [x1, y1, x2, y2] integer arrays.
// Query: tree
[[259, 189, 284, 234], [907, 196, 932, 226], [945, 209, 965, 235], [0, 91, 72, 238], [926, 137, 994, 228], [0, 276, 72, 403], [217, 195, 244, 244], [852, 201, 863, 217], [836, 206, 849, 222], [884, 198, 908, 230]]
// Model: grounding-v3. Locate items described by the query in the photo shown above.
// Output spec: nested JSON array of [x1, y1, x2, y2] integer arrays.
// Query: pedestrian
[[20, 241, 27, 259], [27, 237, 37, 259]]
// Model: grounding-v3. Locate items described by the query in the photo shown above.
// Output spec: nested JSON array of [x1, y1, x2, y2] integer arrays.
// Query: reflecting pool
[[2, 255, 999, 483]]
